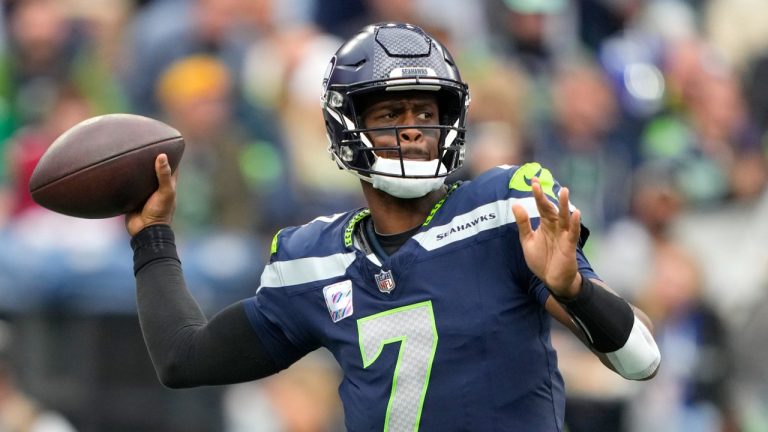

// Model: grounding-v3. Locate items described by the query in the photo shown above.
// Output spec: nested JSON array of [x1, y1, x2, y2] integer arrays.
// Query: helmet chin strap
[[368, 158, 447, 199]]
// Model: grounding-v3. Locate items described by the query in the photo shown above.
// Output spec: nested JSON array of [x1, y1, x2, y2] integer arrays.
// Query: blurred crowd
[[0, 0, 766, 430]]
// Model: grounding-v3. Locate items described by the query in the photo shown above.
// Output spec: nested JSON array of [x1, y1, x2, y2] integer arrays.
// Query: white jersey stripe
[[258, 252, 357, 289], [413, 197, 543, 251], [309, 212, 347, 224]]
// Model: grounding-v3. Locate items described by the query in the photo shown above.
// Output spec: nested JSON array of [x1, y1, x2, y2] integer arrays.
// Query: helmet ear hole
[[346, 143, 375, 169], [437, 89, 462, 126]]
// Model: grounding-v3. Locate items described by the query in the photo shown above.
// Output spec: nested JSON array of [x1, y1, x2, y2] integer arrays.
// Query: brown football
[[29, 113, 185, 219]]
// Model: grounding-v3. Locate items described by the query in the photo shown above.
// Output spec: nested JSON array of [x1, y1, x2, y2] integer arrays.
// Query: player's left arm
[[512, 177, 660, 381], [544, 281, 660, 380]]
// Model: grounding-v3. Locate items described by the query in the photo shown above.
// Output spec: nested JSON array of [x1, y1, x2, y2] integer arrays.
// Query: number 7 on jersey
[[357, 301, 438, 432]]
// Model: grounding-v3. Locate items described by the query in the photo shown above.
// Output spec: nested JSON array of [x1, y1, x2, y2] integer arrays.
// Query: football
[[29, 113, 185, 219]]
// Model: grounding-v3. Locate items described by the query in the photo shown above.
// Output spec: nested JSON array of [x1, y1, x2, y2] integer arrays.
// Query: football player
[[127, 23, 660, 431]]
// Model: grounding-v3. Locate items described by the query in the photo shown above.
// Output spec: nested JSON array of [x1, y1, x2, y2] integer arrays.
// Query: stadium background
[[0, 0, 767, 430]]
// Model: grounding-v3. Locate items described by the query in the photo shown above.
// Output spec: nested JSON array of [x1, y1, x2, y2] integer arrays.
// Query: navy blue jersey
[[244, 163, 600, 431]]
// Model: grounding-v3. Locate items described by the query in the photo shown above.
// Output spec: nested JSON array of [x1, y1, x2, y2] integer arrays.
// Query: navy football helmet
[[321, 23, 470, 184]]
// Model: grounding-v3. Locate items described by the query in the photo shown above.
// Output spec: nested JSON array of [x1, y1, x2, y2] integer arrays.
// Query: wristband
[[555, 275, 634, 353], [605, 316, 661, 379], [130, 224, 180, 275]]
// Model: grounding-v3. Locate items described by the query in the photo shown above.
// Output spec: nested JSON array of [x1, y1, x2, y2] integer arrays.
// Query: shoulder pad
[[269, 212, 357, 261]]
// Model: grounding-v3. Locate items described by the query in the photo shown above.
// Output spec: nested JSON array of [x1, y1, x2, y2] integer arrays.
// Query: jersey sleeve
[[242, 262, 320, 370], [528, 247, 601, 306]]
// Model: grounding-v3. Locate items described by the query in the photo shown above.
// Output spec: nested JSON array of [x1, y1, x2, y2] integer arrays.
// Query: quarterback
[[126, 23, 660, 431]]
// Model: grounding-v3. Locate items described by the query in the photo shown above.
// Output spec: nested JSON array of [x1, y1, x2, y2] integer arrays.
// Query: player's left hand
[[511, 177, 582, 298]]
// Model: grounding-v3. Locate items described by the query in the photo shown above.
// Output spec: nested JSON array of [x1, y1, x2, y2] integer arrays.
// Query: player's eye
[[373, 110, 399, 124], [418, 111, 434, 120]]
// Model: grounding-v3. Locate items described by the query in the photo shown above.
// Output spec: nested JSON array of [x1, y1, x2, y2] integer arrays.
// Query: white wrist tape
[[605, 315, 661, 380]]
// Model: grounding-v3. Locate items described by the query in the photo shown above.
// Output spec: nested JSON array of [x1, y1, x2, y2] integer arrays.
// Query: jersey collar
[[342, 182, 460, 249]]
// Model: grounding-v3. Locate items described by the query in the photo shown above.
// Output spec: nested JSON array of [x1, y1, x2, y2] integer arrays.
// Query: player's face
[[360, 91, 441, 160]]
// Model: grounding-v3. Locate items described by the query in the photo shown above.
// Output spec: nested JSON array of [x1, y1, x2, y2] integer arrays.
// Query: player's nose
[[398, 125, 423, 143], [398, 110, 425, 141]]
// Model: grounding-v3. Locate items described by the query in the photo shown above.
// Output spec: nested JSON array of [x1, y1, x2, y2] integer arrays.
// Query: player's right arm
[[126, 155, 280, 388]]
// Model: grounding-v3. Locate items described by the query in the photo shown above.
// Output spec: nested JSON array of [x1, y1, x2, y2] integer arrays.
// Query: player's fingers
[[558, 186, 571, 230], [512, 203, 533, 241], [531, 178, 556, 219], [155, 154, 174, 193], [568, 209, 582, 245]]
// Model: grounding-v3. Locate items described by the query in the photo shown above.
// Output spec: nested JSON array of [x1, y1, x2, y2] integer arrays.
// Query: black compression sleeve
[[132, 225, 279, 388], [555, 275, 634, 353], [131, 224, 179, 274]]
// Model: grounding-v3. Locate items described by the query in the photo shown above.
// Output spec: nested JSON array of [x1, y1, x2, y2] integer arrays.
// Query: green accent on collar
[[270, 228, 283, 255], [422, 183, 459, 227], [509, 162, 556, 200], [344, 209, 371, 247], [344, 184, 458, 247]]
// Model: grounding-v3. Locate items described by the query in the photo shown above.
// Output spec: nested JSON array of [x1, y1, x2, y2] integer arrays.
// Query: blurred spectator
[[452, 60, 530, 180], [415, 0, 491, 56], [660, 38, 714, 114], [312, 0, 490, 49], [0, 83, 132, 313], [640, 54, 762, 207], [670, 150, 768, 329], [3, 84, 91, 220], [122, 0, 260, 117], [704, 0, 768, 74], [223, 350, 343, 432], [595, 2, 709, 126], [486, 0, 581, 77], [242, 24, 364, 219], [155, 54, 296, 312], [0, 0, 125, 170], [532, 58, 635, 234], [462, 122, 525, 179], [576, 0, 642, 52], [628, 244, 738, 432], [485, 0, 588, 139], [596, 162, 685, 298], [0, 320, 77, 432], [156, 54, 295, 238], [65, 0, 136, 74], [560, 161, 686, 432]]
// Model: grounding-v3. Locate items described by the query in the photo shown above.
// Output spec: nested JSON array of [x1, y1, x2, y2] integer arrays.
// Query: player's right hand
[[125, 154, 178, 237]]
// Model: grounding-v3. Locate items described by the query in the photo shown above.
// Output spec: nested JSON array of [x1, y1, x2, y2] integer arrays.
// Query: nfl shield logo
[[375, 269, 396, 294]]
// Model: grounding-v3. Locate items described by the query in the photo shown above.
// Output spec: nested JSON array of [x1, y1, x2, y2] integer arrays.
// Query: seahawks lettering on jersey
[[433, 212, 496, 241], [245, 163, 600, 432]]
